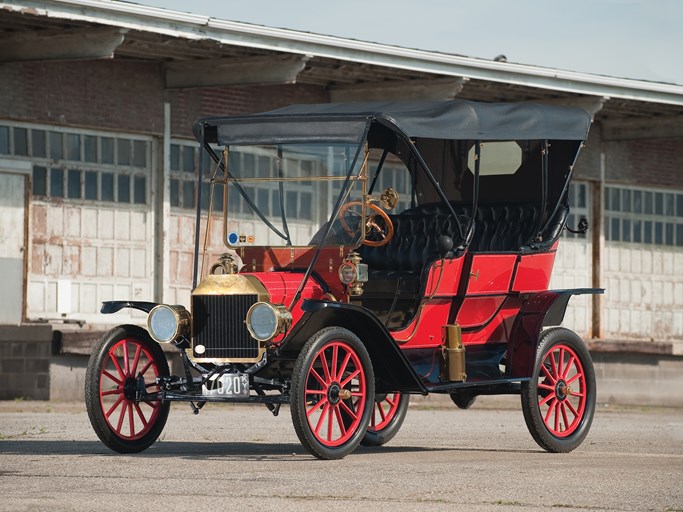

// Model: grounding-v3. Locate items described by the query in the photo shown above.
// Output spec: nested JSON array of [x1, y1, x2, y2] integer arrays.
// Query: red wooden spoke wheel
[[85, 325, 170, 453], [536, 344, 586, 437], [291, 327, 374, 459], [521, 328, 596, 453], [361, 392, 410, 447], [369, 393, 401, 431]]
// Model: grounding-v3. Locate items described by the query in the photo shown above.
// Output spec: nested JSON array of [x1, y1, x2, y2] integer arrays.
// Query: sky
[[132, 0, 683, 86]]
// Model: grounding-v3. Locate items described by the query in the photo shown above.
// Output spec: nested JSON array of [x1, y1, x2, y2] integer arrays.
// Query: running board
[[425, 377, 530, 394]]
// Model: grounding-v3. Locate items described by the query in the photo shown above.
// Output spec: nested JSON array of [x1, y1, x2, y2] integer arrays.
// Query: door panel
[[466, 254, 516, 294]]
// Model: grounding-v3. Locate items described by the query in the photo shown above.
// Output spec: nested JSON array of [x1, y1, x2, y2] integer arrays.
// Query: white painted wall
[[603, 243, 683, 341], [0, 172, 26, 324], [27, 202, 154, 324]]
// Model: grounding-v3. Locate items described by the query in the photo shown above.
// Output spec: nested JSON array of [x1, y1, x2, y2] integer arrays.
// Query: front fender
[[101, 301, 159, 315], [507, 288, 604, 378], [280, 300, 427, 394]]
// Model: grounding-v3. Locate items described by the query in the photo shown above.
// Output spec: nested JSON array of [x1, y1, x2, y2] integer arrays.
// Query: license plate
[[202, 373, 250, 397]]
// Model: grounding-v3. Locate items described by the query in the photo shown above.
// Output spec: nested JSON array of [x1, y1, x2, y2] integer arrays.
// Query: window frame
[[0, 121, 153, 207]]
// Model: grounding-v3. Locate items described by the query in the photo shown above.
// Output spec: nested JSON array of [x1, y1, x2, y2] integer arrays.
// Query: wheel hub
[[123, 377, 137, 400], [327, 383, 351, 405], [327, 383, 341, 405], [556, 380, 572, 401]]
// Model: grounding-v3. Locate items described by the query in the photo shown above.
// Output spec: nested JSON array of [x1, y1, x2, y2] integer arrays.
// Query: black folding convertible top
[[194, 100, 592, 146]]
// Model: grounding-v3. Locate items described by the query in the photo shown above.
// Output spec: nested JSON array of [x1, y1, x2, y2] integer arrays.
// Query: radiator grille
[[192, 294, 259, 360]]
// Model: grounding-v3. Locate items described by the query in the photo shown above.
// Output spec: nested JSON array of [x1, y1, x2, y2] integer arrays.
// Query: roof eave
[[4, 0, 683, 106]]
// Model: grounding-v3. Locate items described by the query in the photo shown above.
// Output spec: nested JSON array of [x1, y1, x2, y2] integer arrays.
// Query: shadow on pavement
[[0, 439, 539, 459]]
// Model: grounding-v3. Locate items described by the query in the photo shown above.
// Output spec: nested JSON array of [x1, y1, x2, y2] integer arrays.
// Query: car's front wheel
[[290, 327, 374, 459], [85, 325, 170, 453], [521, 327, 596, 452]]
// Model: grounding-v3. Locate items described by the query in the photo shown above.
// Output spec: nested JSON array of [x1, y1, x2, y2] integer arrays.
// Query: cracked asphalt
[[0, 398, 681, 512]]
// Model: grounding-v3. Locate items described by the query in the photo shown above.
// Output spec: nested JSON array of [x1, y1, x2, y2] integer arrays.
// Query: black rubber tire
[[521, 327, 596, 453], [290, 327, 375, 460], [85, 325, 170, 454], [361, 392, 410, 447]]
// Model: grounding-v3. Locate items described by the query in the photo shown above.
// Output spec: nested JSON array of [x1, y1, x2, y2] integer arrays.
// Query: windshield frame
[[193, 121, 373, 290], [216, 142, 371, 250]]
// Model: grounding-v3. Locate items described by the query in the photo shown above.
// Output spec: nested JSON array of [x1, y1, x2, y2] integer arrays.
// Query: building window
[[605, 184, 683, 247], [0, 123, 151, 206], [563, 182, 589, 239], [170, 141, 316, 219], [169, 141, 414, 230]]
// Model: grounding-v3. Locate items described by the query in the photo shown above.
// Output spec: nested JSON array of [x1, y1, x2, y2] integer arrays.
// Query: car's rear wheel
[[521, 328, 596, 453], [85, 325, 170, 453], [361, 392, 409, 446], [290, 327, 374, 460]]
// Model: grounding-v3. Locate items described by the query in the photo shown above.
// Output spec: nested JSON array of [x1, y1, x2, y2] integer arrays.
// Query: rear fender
[[507, 288, 604, 378], [280, 300, 426, 394]]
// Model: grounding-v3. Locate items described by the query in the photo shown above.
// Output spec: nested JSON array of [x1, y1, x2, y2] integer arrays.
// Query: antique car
[[85, 100, 601, 459]]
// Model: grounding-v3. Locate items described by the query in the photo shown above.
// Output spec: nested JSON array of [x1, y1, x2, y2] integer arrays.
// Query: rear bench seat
[[356, 201, 567, 328], [360, 201, 568, 271]]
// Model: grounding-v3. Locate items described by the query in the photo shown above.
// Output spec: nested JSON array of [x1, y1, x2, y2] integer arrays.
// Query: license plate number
[[202, 373, 250, 397]]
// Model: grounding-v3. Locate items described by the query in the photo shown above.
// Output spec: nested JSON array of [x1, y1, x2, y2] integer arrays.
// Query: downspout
[[592, 146, 606, 339], [157, 101, 171, 304]]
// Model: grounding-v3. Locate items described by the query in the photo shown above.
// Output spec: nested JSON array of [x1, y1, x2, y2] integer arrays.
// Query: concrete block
[[36, 374, 50, 399], [0, 358, 25, 374], [0, 341, 13, 358], [11, 342, 25, 358], [49, 355, 87, 402], [24, 340, 51, 358], [592, 352, 683, 407], [7, 373, 30, 390], [25, 358, 50, 373], [0, 373, 9, 391]]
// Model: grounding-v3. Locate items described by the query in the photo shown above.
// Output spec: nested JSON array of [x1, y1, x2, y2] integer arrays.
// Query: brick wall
[[0, 326, 52, 400], [605, 138, 683, 188], [168, 84, 329, 139], [573, 130, 601, 181], [573, 126, 683, 188], [0, 60, 164, 134]]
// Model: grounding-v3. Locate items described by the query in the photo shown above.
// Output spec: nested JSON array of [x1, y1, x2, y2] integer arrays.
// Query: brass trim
[[191, 274, 269, 301], [245, 301, 293, 341], [147, 305, 191, 344], [442, 324, 467, 382], [188, 274, 271, 363], [225, 175, 363, 183], [210, 253, 238, 275], [200, 149, 226, 281], [186, 348, 267, 365]]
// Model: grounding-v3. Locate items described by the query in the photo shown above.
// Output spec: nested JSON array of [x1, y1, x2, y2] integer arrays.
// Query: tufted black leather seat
[[357, 201, 567, 328], [360, 214, 458, 273], [360, 201, 568, 273]]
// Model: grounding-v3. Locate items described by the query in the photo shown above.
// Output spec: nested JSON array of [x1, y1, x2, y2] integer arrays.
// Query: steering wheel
[[338, 201, 394, 247]]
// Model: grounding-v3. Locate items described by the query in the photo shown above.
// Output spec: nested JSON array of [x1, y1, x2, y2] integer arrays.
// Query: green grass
[[0, 425, 48, 440]]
